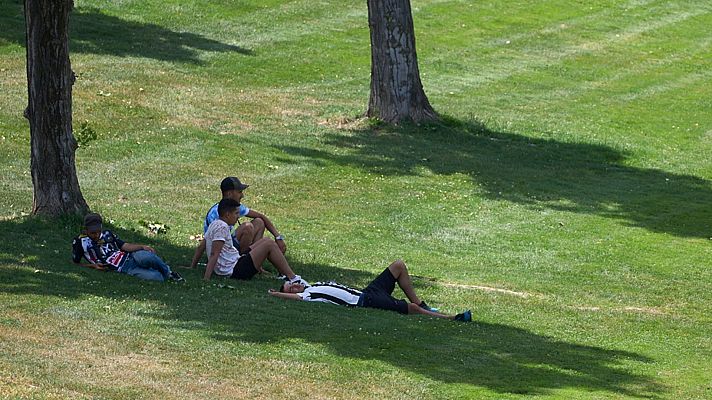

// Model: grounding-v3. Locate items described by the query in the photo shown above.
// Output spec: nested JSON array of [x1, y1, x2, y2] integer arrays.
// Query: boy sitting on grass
[[190, 176, 286, 268], [72, 213, 184, 282], [203, 198, 307, 285], [269, 259, 472, 322]]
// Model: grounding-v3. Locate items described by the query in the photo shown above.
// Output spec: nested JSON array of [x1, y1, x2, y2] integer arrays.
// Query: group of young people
[[72, 177, 472, 322]]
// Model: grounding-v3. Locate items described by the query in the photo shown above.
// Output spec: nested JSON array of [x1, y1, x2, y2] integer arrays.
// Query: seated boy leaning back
[[72, 213, 184, 282], [203, 198, 307, 285]]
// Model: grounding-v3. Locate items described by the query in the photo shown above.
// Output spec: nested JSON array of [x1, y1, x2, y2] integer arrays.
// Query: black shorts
[[230, 253, 257, 280], [360, 267, 409, 314]]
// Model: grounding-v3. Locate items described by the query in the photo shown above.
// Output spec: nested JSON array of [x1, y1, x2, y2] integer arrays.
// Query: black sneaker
[[454, 310, 472, 322], [169, 271, 185, 283], [419, 301, 439, 312]]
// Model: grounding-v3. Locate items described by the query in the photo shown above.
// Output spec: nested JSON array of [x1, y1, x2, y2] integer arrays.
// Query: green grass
[[1, 0, 711, 398]]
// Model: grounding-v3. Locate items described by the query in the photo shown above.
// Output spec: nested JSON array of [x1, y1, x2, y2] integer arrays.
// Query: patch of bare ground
[[440, 282, 542, 299], [573, 305, 668, 316], [318, 116, 370, 130], [418, 278, 669, 316], [277, 107, 314, 118], [1, 314, 417, 399], [414, 275, 543, 299]]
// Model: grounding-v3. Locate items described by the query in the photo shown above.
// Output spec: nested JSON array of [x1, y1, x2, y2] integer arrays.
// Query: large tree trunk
[[24, 0, 88, 216], [366, 0, 437, 124]]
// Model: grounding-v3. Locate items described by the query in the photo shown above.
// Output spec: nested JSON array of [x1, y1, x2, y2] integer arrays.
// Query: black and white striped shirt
[[298, 281, 362, 306]]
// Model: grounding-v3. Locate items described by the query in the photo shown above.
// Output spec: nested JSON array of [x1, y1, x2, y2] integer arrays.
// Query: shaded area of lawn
[[0, 216, 663, 397], [0, 2, 251, 63], [276, 118, 711, 239], [233, 308, 662, 397]]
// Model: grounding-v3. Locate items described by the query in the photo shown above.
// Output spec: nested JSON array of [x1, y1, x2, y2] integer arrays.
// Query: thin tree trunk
[[366, 0, 437, 124], [24, 0, 88, 216]]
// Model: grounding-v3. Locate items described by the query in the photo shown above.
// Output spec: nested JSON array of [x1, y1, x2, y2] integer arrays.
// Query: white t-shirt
[[297, 282, 362, 306], [205, 219, 240, 276]]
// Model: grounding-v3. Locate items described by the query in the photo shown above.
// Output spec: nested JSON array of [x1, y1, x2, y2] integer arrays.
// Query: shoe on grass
[[169, 271, 185, 283], [418, 301, 439, 313], [454, 310, 472, 322]]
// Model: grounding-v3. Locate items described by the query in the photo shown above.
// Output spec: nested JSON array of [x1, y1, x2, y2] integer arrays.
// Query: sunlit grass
[[1, 0, 710, 398]]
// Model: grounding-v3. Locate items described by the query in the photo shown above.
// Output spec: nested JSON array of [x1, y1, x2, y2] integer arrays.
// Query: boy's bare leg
[[236, 218, 266, 254], [407, 303, 454, 319], [251, 217, 265, 241], [387, 259, 422, 305], [236, 223, 254, 254], [390, 260, 470, 321], [246, 238, 295, 279]]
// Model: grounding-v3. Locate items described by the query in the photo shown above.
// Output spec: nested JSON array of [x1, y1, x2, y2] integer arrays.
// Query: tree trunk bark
[[24, 0, 88, 216], [366, 0, 437, 124]]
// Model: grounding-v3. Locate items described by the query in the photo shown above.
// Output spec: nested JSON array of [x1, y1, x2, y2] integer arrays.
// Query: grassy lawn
[[1, 0, 711, 398]]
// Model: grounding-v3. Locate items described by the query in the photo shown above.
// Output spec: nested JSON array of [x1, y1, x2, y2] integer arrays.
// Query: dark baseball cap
[[83, 213, 103, 231], [221, 177, 249, 192]]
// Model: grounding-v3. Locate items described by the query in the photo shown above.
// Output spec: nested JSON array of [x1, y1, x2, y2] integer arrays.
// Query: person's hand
[[268, 288, 276, 293], [142, 245, 156, 253]]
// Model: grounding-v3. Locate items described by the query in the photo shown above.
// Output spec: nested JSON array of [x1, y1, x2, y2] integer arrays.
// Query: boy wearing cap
[[72, 213, 184, 282], [269, 259, 472, 322], [203, 198, 307, 285], [190, 176, 286, 269]]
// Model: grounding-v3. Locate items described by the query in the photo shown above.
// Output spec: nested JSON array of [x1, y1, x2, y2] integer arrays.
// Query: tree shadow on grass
[[227, 305, 662, 397], [276, 117, 711, 238], [0, 2, 251, 63], [0, 217, 664, 397]]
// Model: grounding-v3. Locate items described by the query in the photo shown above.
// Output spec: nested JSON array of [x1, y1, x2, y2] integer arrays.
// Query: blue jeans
[[121, 250, 171, 282]]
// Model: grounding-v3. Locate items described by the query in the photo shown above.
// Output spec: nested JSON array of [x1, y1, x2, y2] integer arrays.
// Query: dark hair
[[217, 198, 241, 217], [279, 281, 288, 293]]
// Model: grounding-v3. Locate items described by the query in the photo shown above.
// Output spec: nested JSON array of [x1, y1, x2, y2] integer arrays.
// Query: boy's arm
[[268, 289, 302, 301], [246, 209, 286, 253], [204, 240, 224, 281], [72, 237, 106, 269], [189, 239, 206, 268], [73, 261, 108, 271], [120, 243, 155, 253]]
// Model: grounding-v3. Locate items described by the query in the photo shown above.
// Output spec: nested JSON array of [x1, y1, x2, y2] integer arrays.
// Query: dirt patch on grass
[[413, 275, 544, 299], [440, 282, 543, 298], [420, 280, 669, 316], [0, 371, 40, 399], [573, 305, 668, 316], [318, 116, 371, 130], [621, 306, 667, 315]]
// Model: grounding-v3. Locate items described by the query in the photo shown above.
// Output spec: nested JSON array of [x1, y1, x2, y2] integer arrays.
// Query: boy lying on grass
[[269, 259, 472, 322], [203, 198, 308, 285], [72, 213, 184, 282]]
